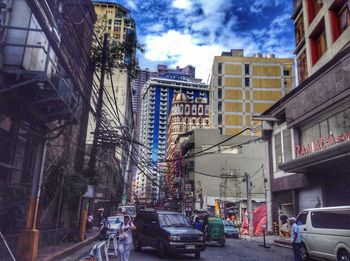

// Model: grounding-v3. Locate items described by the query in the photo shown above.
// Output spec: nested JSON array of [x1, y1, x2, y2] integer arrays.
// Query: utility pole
[[122, 128, 134, 204], [88, 33, 109, 177], [78, 33, 108, 241], [245, 172, 253, 238]]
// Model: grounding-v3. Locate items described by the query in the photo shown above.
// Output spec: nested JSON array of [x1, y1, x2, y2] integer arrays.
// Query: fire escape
[[0, 0, 79, 125]]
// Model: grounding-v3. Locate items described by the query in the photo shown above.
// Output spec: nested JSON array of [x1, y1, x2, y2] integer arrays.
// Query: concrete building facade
[[293, 0, 350, 83], [209, 49, 295, 136], [258, 0, 350, 232], [179, 129, 271, 228]]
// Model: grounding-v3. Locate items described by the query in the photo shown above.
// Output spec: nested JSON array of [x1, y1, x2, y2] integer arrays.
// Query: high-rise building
[[209, 49, 295, 136], [88, 0, 137, 204], [293, 0, 350, 84], [93, 0, 135, 42], [136, 70, 209, 202]]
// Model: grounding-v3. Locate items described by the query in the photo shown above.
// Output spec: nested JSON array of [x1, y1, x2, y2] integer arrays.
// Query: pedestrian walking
[[289, 217, 302, 261], [86, 213, 94, 233], [118, 215, 136, 261]]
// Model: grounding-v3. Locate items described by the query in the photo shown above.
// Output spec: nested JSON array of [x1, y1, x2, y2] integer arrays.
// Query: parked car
[[99, 215, 124, 239], [132, 210, 206, 259], [296, 206, 350, 261], [223, 220, 239, 238]]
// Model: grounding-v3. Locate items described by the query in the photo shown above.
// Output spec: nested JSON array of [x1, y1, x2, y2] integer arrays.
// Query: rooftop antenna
[[206, 73, 210, 84]]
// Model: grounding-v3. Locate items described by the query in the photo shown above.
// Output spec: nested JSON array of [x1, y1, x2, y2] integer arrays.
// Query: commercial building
[[165, 93, 210, 205], [258, 0, 350, 229], [209, 49, 295, 136], [177, 129, 270, 227], [136, 70, 209, 202]]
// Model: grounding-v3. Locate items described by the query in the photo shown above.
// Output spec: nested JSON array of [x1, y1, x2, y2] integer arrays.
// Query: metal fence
[[0, 228, 73, 260]]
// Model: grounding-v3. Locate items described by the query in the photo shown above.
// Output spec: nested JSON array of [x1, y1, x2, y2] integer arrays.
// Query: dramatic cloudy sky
[[118, 0, 296, 82]]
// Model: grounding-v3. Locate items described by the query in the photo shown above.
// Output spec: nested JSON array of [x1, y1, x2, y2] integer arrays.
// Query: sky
[[117, 0, 296, 82]]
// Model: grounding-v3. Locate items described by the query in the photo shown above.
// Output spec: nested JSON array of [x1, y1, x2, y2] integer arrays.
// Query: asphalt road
[[70, 237, 295, 261]]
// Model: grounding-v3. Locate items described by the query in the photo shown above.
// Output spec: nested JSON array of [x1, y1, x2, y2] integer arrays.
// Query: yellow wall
[[245, 91, 250, 100], [225, 102, 242, 112], [225, 77, 242, 87], [253, 91, 282, 101], [253, 103, 274, 112], [253, 78, 281, 88], [225, 90, 242, 99], [245, 103, 250, 112], [225, 115, 242, 125], [246, 115, 251, 124], [224, 64, 242, 75], [225, 128, 243, 135], [253, 65, 281, 76], [284, 78, 293, 89]]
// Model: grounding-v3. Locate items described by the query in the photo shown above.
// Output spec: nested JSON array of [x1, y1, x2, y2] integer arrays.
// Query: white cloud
[[144, 30, 221, 81], [250, 0, 281, 13], [125, 0, 138, 11], [172, 0, 192, 10]]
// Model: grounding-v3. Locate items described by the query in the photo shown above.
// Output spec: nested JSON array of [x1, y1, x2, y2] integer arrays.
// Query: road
[[71, 237, 295, 261]]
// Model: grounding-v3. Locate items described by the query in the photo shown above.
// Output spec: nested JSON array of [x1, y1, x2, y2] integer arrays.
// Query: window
[[283, 70, 290, 76], [296, 212, 308, 225], [218, 114, 222, 125], [218, 101, 222, 112], [218, 88, 222, 99], [245, 64, 250, 75], [307, 0, 323, 24], [295, 15, 305, 45], [330, 1, 350, 42], [297, 50, 308, 83], [219, 127, 223, 134], [245, 77, 249, 87], [218, 63, 222, 74], [273, 124, 294, 172], [198, 106, 203, 114], [310, 19, 327, 64], [311, 210, 350, 229], [218, 76, 222, 86]]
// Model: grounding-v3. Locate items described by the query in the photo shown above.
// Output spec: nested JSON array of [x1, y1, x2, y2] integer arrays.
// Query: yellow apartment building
[[209, 49, 295, 136], [93, 0, 135, 42]]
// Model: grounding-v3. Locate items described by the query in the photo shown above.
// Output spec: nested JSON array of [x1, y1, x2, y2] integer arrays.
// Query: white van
[[296, 206, 350, 261]]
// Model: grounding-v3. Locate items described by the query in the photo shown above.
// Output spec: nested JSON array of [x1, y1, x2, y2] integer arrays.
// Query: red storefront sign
[[295, 131, 350, 158]]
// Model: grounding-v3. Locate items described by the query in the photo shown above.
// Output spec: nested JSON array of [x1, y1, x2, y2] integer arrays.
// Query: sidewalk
[[240, 234, 292, 248], [37, 228, 99, 261]]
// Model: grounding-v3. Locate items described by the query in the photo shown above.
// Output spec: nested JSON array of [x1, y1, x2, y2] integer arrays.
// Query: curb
[[40, 235, 98, 261], [272, 242, 292, 249]]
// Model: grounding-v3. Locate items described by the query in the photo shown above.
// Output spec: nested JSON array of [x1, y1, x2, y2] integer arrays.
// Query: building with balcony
[[258, 0, 350, 233], [0, 0, 96, 258], [136, 70, 209, 202], [293, 0, 350, 83], [209, 49, 295, 137]]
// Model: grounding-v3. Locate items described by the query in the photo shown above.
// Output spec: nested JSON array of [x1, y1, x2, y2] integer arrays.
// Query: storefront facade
[[259, 44, 350, 225]]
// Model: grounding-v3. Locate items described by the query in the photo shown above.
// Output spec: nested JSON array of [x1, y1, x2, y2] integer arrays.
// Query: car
[[100, 215, 124, 239], [296, 206, 350, 261], [132, 210, 206, 259], [223, 220, 239, 238]]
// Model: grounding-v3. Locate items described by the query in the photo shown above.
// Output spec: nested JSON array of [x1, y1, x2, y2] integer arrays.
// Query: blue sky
[[118, 0, 296, 82]]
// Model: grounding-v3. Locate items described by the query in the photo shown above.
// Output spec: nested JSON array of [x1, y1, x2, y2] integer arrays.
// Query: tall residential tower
[[136, 70, 209, 202]]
